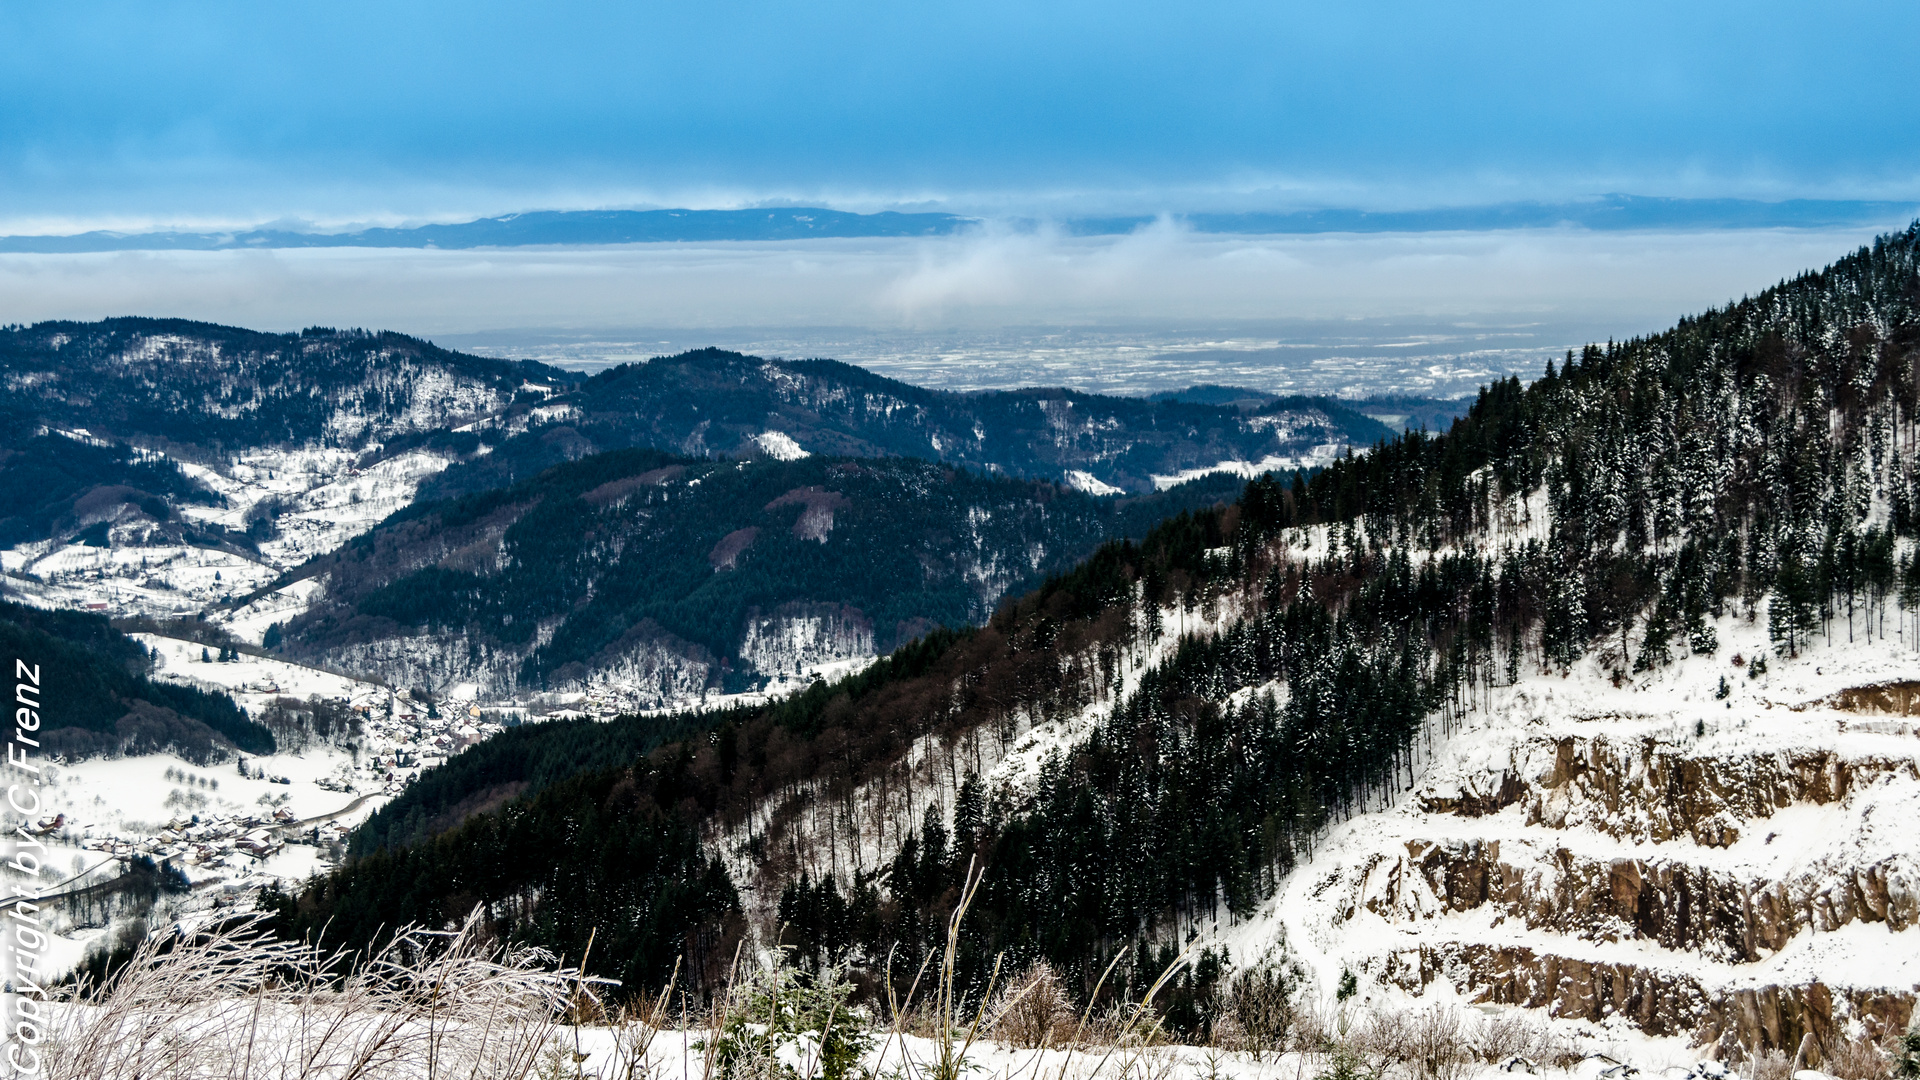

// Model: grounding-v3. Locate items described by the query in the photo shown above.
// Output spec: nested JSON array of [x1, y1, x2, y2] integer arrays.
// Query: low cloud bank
[[0, 223, 1887, 342]]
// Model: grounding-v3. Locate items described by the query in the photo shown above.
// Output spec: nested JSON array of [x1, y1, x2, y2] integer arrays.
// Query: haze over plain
[[3, 0, 1917, 390]]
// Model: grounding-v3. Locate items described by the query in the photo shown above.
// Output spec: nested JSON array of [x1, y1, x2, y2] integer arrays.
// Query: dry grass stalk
[[1824, 1035, 1893, 1080], [921, 859, 1005, 1080], [596, 958, 681, 1080], [42, 907, 583, 1080], [697, 941, 748, 1080], [1750, 1048, 1792, 1080], [873, 943, 937, 1075], [1066, 944, 1192, 1080], [866, 863, 1187, 1080]]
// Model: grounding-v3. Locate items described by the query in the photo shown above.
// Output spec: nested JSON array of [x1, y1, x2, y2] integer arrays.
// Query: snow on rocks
[[1065, 469, 1125, 496], [752, 430, 811, 460], [1216, 611, 1920, 1060]]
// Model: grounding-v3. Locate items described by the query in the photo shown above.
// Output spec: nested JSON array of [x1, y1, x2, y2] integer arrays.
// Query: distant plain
[[2, 222, 1902, 398]]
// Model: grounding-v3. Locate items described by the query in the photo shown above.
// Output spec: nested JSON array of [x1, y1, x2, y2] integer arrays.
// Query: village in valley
[[44, 634, 516, 913]]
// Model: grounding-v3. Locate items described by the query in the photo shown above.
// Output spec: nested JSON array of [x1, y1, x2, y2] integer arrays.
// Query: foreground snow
[[34, 1000, 1794, 1080]]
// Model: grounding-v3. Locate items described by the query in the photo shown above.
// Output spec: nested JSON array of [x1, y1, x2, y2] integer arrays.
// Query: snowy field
[[560, 1027, 1745, 1080], [27, 747, 373, 979]]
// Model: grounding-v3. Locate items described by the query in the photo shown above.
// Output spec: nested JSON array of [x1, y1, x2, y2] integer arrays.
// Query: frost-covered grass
[[26, 864, 1916, 1079], [40, 909, 575, 1080]]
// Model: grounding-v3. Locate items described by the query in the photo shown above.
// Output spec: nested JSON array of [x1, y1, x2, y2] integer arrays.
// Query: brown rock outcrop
[[1356, 723, 1920, 1061], [1382, 942, 1913, 1062]]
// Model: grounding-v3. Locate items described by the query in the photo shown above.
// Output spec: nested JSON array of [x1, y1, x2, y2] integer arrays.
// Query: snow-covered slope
[[0, 322, 542, 634], [710, 495, 1920, 1061], [20, 630, 545, 978], [3, 444, 460, 633]]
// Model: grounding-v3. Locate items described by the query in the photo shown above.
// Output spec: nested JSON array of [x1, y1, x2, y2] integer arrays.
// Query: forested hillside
[[0, 435, 221, 548], [269, 224, 1920, 1027], [0, 318, 563, 453], [0, 600, 270, 761], [0, 318, 568, 546], [417, 349, 1392, 500], [0, 318, 1389, 550], [282, 446, 1246, 699]]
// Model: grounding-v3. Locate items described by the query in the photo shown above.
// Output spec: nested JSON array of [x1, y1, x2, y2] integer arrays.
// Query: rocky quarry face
[[1249, 624, 1920, 1067]]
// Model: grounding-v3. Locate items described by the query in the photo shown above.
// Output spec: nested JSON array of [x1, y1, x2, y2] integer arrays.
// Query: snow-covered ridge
[[1150, 447, 1343, 490]]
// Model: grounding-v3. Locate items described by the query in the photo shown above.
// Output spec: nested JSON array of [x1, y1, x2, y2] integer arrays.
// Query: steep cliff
[[1253, 617, 1920, 1063]]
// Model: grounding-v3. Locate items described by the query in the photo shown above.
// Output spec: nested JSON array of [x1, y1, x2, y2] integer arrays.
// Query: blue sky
[[5, 1, 1919, 227], [3, 1, 1916, 366]]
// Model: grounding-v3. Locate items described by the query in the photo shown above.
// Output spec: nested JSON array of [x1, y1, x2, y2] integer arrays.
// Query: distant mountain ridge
[[0, 208, 974, 253], [430, 347, 1392, 501], [0, 316, 1395, 712], [0, 318, 570, 550], [1071, 194, 1920, 235], [0, 320, 1386, 505], [6, 196, 1915, 253], [0, 318, 566, 448], [1147, 384, 1471, 432]]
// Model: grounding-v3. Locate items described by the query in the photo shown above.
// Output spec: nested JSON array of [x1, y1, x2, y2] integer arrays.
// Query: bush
[[1897, 1023, 1920, 1079], [1751, 1049, 1791, 1080], [1475, 1012, 1550, 1064], [991, 960, 1076, 1049], [1826, 1035, 1893, 1080], [1314, 1042, 1374, 1080], [1219, 966, 1294, 1060], [1404, 1008, 1472, 1080], [706, 951, 872, 1080]]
